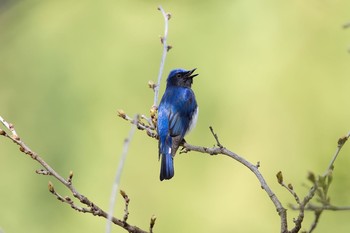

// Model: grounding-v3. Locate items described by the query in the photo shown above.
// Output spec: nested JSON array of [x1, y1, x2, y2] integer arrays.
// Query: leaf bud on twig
[[0, 129, 5, 135], [148, 80, 157, 90], [337, 136, 348, 146], [117, 109, 126, 118], [307, 171, 316, 183], [68, 171, 74, 184], [48, 181, 55, 193], [19, 146, 25, 153], [276, 171, 283, 184]]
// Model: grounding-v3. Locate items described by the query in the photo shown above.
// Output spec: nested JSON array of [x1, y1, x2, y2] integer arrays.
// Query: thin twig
[[308, 210, 322, 233], [289, 184, 318, 233], [291, 203, 350, 211], [153, 5, 171, 108], [118, 110, 157, 139], [149, 215, 157, 233], [106, 114, 139, 233], [323, 131, 350, 176], [120, 190, 130, 222], [276, 171, 301, 205], [209, 126, 223, 148]]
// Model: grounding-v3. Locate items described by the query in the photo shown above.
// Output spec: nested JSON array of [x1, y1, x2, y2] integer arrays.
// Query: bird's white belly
[[187, 106, 198, 134]]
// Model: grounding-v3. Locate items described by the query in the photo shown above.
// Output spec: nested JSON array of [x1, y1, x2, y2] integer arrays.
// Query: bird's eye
[[176, 73, 181, 78]]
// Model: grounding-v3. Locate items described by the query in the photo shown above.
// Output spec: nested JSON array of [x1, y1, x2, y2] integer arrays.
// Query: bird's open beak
[[185, 68, 198, 79]]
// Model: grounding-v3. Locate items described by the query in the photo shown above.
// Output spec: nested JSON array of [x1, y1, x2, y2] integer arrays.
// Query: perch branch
[[117, 114, 290, 231], [117, 113, 289, 231]]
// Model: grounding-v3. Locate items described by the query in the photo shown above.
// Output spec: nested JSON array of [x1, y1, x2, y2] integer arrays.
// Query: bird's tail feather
[[159, 136, 174, 181], [160, 153, 174, 181]]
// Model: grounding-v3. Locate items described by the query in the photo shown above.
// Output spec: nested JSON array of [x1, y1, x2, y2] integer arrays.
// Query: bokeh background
[[1, 0, 350, 232]]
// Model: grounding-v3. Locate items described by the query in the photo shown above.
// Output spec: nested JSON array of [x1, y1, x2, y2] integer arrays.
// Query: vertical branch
[[106, 115, 139, 233], [153, 5, 171, 108]]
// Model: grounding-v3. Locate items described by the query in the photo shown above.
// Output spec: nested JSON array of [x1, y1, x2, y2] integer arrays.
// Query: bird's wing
[[168, 88, 197, 137]]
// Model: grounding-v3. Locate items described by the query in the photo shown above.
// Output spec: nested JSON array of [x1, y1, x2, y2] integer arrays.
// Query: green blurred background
[[1, 0, 350, 232]]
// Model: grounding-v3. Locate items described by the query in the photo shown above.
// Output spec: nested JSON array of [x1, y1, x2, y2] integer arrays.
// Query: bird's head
[[166, 68, 198, 88]]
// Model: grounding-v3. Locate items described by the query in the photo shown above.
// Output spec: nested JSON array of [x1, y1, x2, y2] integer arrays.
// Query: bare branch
[[324, 131, 350, 176], [0, 115, 148, 233]]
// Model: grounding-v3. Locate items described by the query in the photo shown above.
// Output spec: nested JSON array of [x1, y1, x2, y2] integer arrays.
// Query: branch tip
[[276, 171, 283, 184], [337, 135, 348, 146], [120, 189, 127, 198], [150, 215, 157, 233], [209, 126, 223, 148], [117, 109, 126, 118]]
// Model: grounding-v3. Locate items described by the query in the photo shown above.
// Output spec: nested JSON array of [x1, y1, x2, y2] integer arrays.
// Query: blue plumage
[[157, 68, 199, 181]]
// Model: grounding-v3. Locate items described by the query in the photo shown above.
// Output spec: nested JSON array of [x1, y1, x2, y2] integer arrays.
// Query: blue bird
[[157, 68, 199, 181]]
